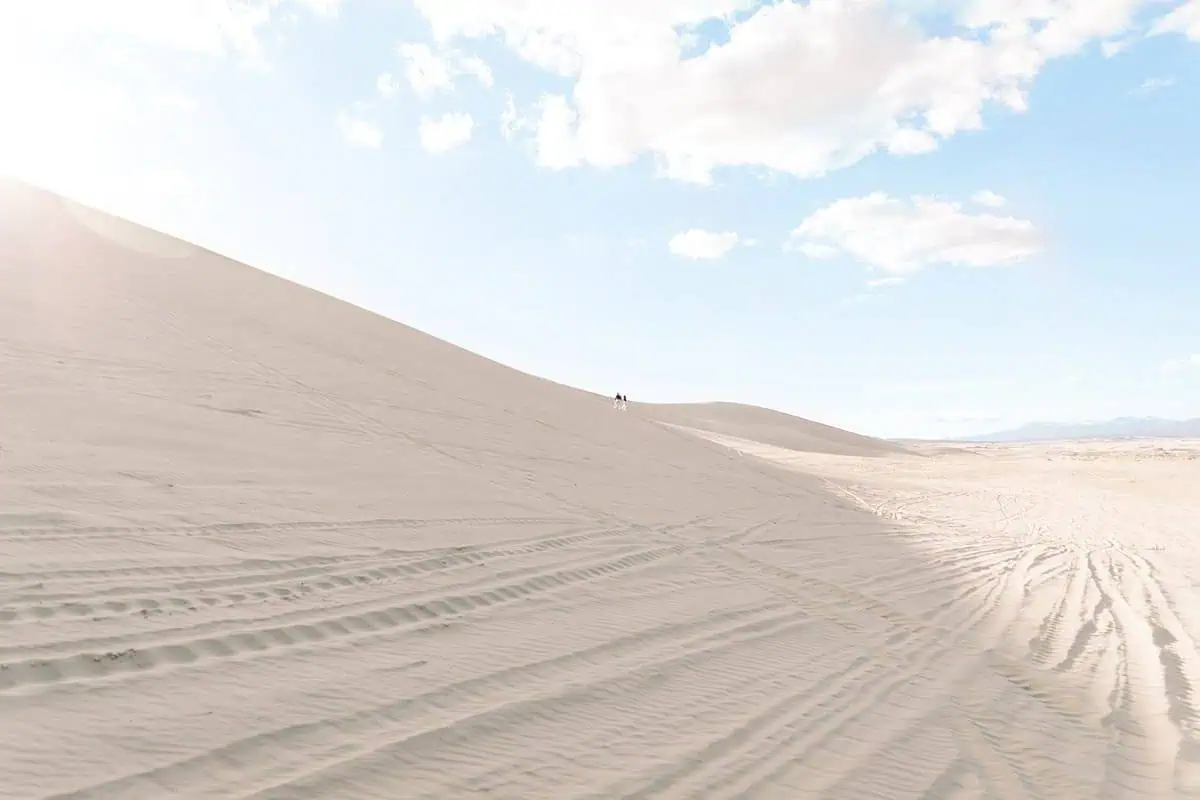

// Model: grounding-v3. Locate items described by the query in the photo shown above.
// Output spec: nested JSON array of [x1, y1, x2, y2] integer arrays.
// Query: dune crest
[[642, 401, 908, 458], [1, 180, 1186, 798]]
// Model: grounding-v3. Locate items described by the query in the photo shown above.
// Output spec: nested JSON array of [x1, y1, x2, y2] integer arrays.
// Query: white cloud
[[668, 229, 740, 260], [1101, 38, 1132, 56], [1136, 76, 1174, 93], [867, 276, 906, 289], [796, 242, 840, 260], [411, 0, 1167, 182], [1152, 0, 1200, 41], [419, 112, 474, 153], [500, 92, 527, 140], [790, 192, 1044, 275], [958, 0, 1161, 56], [397, 42, 492, 98], [398, 43, 454, 96], [971, 189, 1007, 207], [459, 55, 494, 88], [337, 110, 383, 148], [376, 72, 401, 97], [298, 0, 344, 18]]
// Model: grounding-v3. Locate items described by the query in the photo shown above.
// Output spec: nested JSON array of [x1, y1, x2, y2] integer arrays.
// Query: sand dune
[[641, 401, 909, 458], [1, 179, 1195, 798]]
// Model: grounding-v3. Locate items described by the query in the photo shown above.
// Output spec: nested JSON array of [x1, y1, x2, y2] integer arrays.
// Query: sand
[[3, 179, 1199, 798], [693, 431, 1200, 798], [642, 402, 912, 459]]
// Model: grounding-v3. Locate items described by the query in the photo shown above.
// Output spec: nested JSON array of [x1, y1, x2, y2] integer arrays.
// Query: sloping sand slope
[[0, 179, 1126, 798], [642, 401, 909, 458]]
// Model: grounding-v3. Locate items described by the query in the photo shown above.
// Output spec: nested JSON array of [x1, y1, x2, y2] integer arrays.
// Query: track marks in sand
[[9, 494, 969, 799], [939, 543, 1200, 798], [0, 542, 689, 695], [1086, 548, 1198, 798], [16, 433, 1200, 798], [0, 510, 731, 654], [777, 446, 1200, 799], [0, 521, 649, 627], [632, 550, 1028, 799], [42, 600, 806, 799], [965, 541, 1200, 798], [0, 513, 581, 545], [241, 613, 827, 799]]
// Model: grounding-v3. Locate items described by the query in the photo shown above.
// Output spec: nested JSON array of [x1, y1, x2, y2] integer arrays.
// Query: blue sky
[[2, 0, 1198, 439]]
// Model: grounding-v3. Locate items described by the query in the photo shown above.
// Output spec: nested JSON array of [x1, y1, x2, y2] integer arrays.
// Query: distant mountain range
[[958, 417, 1200, 443]]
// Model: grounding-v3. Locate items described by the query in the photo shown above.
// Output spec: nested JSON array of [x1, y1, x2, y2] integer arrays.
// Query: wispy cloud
[[971, 190, 1007, 208], [668, 229, 740, 260], [1101, 39, 1132, 57], [794, 242, 839, 260], [418, 112, 473, 153], [1135, 76, 1175, 93], [337, 109, 383, 148], [397, 43, 492, 98], [376, 72, 401, 98], [1150, 1, 1200, 42]]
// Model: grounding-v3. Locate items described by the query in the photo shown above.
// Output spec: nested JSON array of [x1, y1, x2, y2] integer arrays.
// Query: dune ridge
[[1, 179, 1189, 798], [641, 401, 908, 458]]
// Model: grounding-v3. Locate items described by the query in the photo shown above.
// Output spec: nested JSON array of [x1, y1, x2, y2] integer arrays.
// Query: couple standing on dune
[[613, 393, 628, 411]]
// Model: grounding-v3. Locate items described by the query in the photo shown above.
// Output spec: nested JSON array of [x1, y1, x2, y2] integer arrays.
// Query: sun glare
[[0, 24, 62, 178], [0, 20, 132, 216]]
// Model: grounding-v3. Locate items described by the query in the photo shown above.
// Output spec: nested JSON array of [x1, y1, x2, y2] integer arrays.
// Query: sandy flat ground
[[4, 181, 1200, 798], [696, 431, 1200, 798]]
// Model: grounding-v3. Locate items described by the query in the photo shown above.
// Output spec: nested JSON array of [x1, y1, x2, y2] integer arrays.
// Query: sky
[[1, 0, 1199, 440]]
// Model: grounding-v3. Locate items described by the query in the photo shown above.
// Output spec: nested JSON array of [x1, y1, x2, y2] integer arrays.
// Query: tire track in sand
[[0, 543, 687, 694], [42, 601, 804, 799]]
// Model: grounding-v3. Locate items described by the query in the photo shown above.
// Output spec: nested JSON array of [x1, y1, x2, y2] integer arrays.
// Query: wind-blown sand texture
[[2, 179, 1197, 798]]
